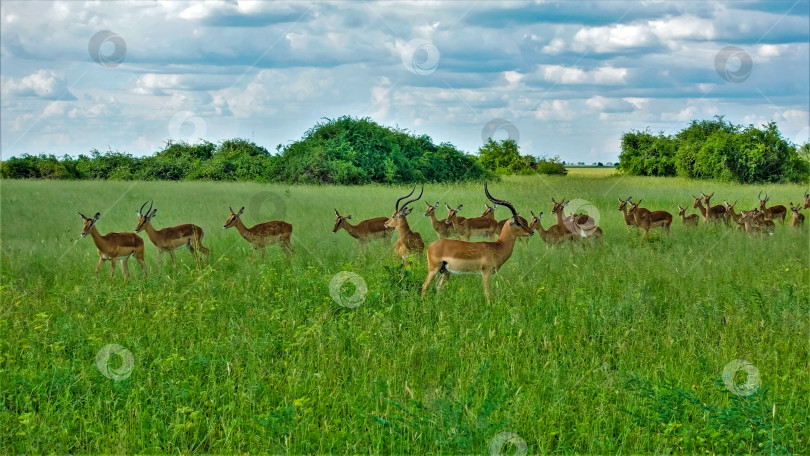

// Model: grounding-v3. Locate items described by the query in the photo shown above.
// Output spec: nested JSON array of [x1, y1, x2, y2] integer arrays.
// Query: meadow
[[1, 175, 808, 454]]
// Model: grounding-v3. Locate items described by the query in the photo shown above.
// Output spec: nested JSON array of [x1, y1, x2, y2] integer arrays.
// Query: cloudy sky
[[1, 1, 808, 163]]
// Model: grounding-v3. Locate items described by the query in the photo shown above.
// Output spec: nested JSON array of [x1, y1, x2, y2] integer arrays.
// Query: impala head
[[627, 199, 643, 214], [482, 203, 496, 216], [551, 197, 568, 215], [78, 212, 101, 237], [485, 182, 532, 237], [386, 185, 423, 227], [332, 209, 352, 233], [790, 202, 803, 215], [618, 197, 632, 211], [135, 201, 157, 233], [224, 206, 245, 229], [691, 195, 702, 208], [445, 204, 463, 225], [757, 191, 770, 208], [723, 200, 737, 214], [677, 205, 687, 217], [701, 192, 714, 206], [528, 210, 541, 230], [423, 201, 439, 217]]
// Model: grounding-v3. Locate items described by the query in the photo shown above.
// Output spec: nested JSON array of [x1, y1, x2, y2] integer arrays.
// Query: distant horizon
[[2, 1, 808, 163]]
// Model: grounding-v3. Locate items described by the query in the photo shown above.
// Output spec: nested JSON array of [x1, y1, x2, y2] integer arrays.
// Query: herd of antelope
[[78, 188, 808, 299]]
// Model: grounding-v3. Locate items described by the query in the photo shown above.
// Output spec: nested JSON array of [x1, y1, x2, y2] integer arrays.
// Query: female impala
[[789, 203, 805, 227], [677, 205, 699, 228], [424, 201, 453, 238], [528, 211, 575, 247], [134, 201, 209, 266], [422, 183, 533, 301], [628, 200, 672, 242], [224, 206, 293, 260], [79, 212, 146, 281], [618, 197, 644, 229], [803, 190, 809, 209], [332, 210, 393, 246], [385, 185, 425, 263], [446, 203, 499, 240], [698, 192, 727, 225]]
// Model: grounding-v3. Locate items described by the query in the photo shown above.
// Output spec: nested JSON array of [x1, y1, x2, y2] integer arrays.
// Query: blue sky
[[1, 0, 808, 163]]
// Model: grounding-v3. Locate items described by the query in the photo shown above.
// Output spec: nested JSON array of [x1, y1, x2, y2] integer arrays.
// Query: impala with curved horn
[[422, 183, 533, 301], [385, 185, 425, 263], [224, 206, 293, 260], [757, 191, 787, 225], [135, 201, 209, 267], [79, 212, 146, 281]]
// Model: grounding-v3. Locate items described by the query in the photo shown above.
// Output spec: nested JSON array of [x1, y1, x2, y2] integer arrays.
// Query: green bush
[[478, 139, 567, 176], [620, 117, 809, 183]]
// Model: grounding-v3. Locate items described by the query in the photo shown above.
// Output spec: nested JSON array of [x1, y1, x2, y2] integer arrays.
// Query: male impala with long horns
[[385, 185, 425, 263], [422, 183, 533, 301]]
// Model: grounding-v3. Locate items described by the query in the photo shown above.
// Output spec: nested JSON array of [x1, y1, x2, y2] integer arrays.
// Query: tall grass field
[[1, 175, 808, 454]]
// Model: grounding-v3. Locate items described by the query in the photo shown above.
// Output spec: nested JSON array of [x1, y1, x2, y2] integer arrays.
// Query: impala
[[333, 209, 393, 245], [677, 205, 699, 228], [224, 206, 293, 260], [134, 201, 209, 266], [750, 208, 777, 232], [738, 210, 774, 236], [422, 183, 533, 301], [618, 197, 644, 229], [628, 200, 672, 242], [424, 202, 453, 238], [699, 192, 727, 225], [722, 201, 742, 229], [385, 185, 425, 263], [528, 211, 575, 247], [550, 198, 595, 233], [570, 212, 604, 243], [789, 203, 805, 228], [79, 212, 146, 281], [803, 190, 809, 209], [446, 203, 499, 240], [757, 192, 787, 225]]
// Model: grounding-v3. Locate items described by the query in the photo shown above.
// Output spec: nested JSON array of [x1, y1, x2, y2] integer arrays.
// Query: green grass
[[1, 176, 808, 454]]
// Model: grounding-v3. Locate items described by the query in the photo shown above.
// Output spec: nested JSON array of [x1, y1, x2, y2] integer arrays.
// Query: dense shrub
[[478, 139, 567, 176], [619, 117, 809, 183]]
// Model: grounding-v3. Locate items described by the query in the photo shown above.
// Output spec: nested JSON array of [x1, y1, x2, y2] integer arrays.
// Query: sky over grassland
[[1, 0, 808, 163]]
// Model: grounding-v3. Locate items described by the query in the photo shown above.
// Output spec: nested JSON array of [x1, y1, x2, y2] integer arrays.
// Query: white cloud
[[1, 70, 75, 100], [534, 100, 575, 121], [586, 96, 636, 113], [539, 65, 628, 85]]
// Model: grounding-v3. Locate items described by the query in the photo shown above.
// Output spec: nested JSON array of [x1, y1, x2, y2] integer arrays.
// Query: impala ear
[[93, 212, 100, 221], [150, 209, 157, 218], [403, 207, 413, 215], [617, 198, 622, 203], [433, 202, 439, 208], [425, 201, 430, 207], [334, 208, 340, 216], [346, 214, 352, 219], [78, 212, 87, 219], [445, 203, 452, 210], [457, 205, 463, 211], [238, 207, 245, 215]]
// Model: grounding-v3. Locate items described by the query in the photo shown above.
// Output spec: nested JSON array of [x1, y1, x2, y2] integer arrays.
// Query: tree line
[[617, 117, 809, 184]]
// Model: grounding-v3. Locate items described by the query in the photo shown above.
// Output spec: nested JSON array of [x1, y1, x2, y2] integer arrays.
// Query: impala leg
[[121, 259, 130, 281], [251, 247, 257, 262], [281, 239, 294, 259], [109, 258, 117, 278], [136, 252, 146, 278], [197, 242, 210, 262], [421, 262, 443, 298], [169, 249, 177, 268], [155, 250, 162, 268], [481, 270, 493, 302], [260, 246, 267, 262], [95, 257, 104, 277], [436, 268, 450, 290]]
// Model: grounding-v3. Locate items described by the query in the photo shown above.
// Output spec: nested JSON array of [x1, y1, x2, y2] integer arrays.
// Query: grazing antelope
[[134, 201, 209, 267], [678, 205, 699, 228], [422, 183, 533, 301], [424, 202, 453, 238], [803, 190, 809, 209], [570, 212, 604, 243], [757, 192, 787, 225], [789, 203, 805, 227], [79, 212, 146, 281], [385, 185, 425, 263], [699, 192, 727, 225], [332, 210, 393, 246], [528, 211, 575, 247], [224, 206, 293, 260], [618, 197, 644, 229], [628, 200, 672, 242], [446, 203, 499, 240]]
